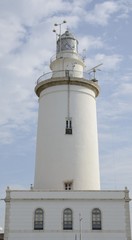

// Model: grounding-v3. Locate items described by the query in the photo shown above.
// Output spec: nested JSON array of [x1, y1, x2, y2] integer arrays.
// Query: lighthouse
[[4, 27, 131, 240], [34, 29, 100, 190]]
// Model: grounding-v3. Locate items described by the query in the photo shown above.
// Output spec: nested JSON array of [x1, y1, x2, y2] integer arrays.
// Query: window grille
[[34, 208, 44, 230], [64, 182, 73, 190], [63, 208, 73, 230], [92, 208, 101, 230], [65, 118, 72, 134]]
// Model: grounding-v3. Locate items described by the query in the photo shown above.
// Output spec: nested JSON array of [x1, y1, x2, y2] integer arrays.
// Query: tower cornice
[[35, 77, 100, 97]]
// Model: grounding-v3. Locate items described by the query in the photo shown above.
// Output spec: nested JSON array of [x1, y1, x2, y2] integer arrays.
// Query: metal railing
[[50, 52, 84, 64], [36, 70, 92, 85], [37, 72, 52, 83]]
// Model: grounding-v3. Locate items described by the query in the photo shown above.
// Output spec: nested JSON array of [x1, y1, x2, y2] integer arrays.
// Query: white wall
[[34, 84, 100, 190], [4, 190, 131, 240]]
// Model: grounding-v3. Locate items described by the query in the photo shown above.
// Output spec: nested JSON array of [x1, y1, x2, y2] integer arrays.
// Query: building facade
[[4, 30, 131, 240], [4, 189, 131, 240]]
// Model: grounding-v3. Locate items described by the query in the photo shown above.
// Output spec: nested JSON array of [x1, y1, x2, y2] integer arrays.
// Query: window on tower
[[34, 208, 44, 230], [63, 208, 73, 230], [65, 118, 72, 134], [92, 208, 101, 230], [64, 181, 73, 190]]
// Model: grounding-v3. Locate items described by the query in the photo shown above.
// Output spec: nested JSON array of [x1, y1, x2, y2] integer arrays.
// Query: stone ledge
[[35, 77, 100, 97]]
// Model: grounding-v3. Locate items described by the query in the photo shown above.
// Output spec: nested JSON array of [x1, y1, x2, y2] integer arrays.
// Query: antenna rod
[[87, 63, 103, 73], [87, 63, 103, 81], [54, 20, 67, 53]]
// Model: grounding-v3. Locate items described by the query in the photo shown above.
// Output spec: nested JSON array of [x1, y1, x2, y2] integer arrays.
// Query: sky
[[0, 0, 132, 232]]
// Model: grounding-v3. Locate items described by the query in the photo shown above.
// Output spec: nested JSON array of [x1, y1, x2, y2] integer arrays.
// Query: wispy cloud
[[79, 35, 104, 52], [85, 53, 123, 71], [84, 0, 132, 26], [0, 18, 24, 58], [85, 1, 119, 26]]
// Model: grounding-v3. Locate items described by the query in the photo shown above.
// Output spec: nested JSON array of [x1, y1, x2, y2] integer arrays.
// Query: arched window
[[92, 208, 101, 230], [34, 208, 44, 230], [63, 208, 73, 230]]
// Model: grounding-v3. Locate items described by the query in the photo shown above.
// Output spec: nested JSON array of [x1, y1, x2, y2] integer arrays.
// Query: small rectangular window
[[65, 118, 72, 134], [64, 181, 73, 190]]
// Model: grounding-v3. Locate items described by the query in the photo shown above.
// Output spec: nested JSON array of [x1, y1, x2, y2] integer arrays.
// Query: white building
[[4, 29, 131, 240]]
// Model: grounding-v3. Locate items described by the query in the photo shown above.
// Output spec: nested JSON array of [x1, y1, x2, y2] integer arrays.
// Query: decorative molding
[[35, 77, 100, 97]]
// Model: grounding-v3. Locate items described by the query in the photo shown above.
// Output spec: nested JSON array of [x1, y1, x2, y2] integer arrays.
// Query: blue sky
[[0, 0, 132, 231]]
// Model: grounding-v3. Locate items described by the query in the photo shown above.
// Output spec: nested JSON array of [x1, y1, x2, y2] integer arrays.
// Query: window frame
[[64, 181, 73, 190], [65, 118, 72, 134], [92, 208, 102, 230], [63, 208, 73, 230], [34, 208, 44, 230]]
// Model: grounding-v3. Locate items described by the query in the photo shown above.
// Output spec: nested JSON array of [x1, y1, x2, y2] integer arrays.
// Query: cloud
[[112, 82, 132, 97], [0, 67, 38, 144], [85, 53, 123, 71], [115, 0, 132, 20], [0, 0, 88, 146], [0, 129, 13, 144], [0, 2, 59, 145], [84, 0, 132, 26], [85, 1, 119, 26], [0, 18, 24, 58], [79, 35, 104, 52], [0, 0, 71, 25]]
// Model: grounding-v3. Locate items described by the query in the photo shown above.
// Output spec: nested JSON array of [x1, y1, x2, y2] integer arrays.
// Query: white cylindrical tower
[[34, 30, 100, 190]]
